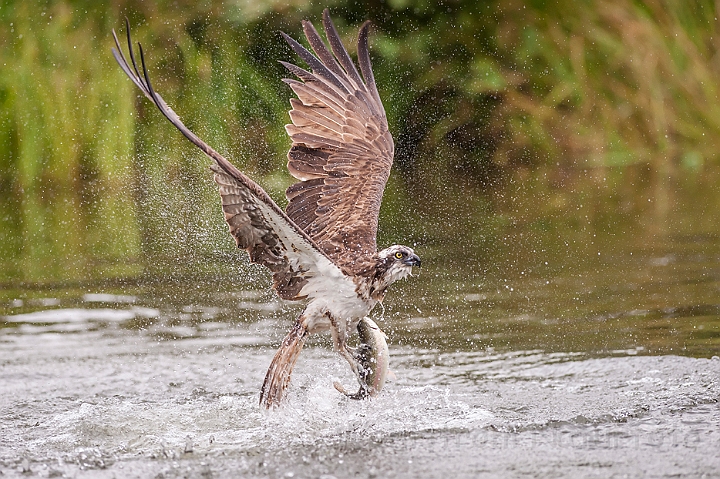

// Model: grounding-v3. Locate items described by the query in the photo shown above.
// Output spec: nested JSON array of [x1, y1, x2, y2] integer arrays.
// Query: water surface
[[1, 228, 719, 478]]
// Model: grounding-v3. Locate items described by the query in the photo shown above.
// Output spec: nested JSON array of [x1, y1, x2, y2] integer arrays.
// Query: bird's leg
[[259, 315, 308, 408], [326, 312, 361, 380]]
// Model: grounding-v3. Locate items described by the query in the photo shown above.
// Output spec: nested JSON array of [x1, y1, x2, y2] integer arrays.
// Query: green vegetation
[[1, 0, 719, 283]]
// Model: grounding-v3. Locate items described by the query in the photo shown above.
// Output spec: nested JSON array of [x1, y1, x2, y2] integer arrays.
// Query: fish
[[334, 317, 390, 399]]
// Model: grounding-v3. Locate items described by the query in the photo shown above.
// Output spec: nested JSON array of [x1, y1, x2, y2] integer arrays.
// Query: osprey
[[112, 10, 421, 408]]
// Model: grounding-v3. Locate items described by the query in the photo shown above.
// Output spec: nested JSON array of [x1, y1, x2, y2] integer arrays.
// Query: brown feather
[[212, 165, 317, 300], [113, 21, 335, 301], [281, 11, 394, 275], [260, 318, 308, 408]]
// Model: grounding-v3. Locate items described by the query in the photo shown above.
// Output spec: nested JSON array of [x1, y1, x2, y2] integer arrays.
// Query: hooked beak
[[403, 254, 421, 267]]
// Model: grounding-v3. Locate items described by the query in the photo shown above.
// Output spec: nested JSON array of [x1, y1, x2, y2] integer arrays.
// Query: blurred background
[[2, 4, 719, 475], [0, 0, 719, 356]]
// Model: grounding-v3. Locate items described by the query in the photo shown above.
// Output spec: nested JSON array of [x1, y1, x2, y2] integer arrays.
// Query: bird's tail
[[260, 317, 308, 408]]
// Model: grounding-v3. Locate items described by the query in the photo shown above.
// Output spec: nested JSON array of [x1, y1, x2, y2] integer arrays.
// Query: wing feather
[[287, 145, 330, 180], [282, 10, 394, 275], [302, 21, 354, 90], [357, 21, 385, 116], [321, 12, 366, 97], [283, 80, 349, 117], [112, 19, 345, 300], [280, 32, 350, 96]]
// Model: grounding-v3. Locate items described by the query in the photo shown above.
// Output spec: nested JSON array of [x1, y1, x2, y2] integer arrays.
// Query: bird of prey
[[112, 9, 421, 408]]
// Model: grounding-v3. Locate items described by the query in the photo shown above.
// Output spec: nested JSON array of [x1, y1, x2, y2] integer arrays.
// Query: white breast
[[299, 270, 374, 333]]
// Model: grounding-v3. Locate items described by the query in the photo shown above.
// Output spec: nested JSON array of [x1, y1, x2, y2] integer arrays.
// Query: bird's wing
[[282, 9, 394, 276], [112, 20, 349, 301]]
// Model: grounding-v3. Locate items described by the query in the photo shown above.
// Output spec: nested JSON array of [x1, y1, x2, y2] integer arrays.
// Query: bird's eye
[[394, 252, 404, 259]]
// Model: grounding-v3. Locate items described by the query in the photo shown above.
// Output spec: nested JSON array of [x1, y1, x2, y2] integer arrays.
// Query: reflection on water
[[391, 232, 720, 358], [2, 225, 719, 357]]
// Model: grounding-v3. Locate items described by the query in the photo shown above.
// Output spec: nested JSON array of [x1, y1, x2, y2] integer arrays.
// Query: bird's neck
[[367, 256, 406, 301]]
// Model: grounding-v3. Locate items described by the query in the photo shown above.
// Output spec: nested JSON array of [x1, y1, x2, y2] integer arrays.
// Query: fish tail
[[260, 317, 307, 408]]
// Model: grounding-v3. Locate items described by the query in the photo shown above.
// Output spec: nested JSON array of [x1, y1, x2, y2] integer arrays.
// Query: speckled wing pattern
[[281, 10, 394, 276], [111, 19, 342, 300]]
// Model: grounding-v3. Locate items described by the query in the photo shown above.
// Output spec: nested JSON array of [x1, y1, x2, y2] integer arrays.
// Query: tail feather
[[260, 319, 307, 408]]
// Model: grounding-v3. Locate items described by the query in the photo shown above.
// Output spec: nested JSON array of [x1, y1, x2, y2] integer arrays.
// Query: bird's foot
[[333, 344, 373, 399], [333, 380, 370, 400]]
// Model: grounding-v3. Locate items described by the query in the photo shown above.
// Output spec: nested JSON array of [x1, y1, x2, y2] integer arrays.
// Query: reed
[[1, 0, 719, 283]]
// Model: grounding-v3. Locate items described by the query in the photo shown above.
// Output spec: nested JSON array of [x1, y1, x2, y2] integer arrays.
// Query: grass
[[1, 0, 719, 283]]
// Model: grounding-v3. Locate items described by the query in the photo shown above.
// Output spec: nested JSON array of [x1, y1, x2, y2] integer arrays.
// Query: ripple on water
[[0, 306, 718, 478]]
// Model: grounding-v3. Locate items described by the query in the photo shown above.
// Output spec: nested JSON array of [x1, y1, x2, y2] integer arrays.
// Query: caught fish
[[334, 317, 390, 399]]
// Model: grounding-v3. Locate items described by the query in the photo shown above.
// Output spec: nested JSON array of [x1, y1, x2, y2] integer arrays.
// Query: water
[[3, 5, 719, 474], [1, 232, 719, 478]]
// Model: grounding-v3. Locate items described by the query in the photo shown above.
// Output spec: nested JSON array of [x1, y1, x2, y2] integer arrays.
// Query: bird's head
[[376, 245, 421, 285]]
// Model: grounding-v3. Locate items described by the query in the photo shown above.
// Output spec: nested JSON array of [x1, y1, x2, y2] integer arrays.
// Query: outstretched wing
[[111, 20, 349, 301], [282, 9, 394, 276]]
